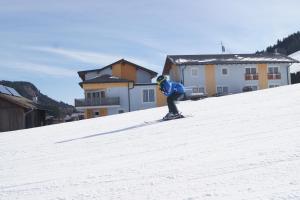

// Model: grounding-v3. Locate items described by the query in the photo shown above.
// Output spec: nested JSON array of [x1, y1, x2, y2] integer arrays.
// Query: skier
[[156, 75, 185, 120]]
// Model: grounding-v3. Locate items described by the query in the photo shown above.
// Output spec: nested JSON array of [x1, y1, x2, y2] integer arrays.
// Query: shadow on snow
[[55, 120, 161, 144]]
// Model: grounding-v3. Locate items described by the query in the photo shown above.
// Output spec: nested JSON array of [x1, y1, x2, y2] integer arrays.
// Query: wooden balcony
[[245, 73, 259, 80], [75, 97, 120, 108], [268, 73, 281, 80]]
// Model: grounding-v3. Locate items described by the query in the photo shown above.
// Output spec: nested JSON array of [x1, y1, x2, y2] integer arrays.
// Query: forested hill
[[261, 31, 300, 55], [0, 80, 75, 118]]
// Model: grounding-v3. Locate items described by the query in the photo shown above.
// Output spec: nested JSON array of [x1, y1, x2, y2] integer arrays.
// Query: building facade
[[163, 53, 299, 97], [0, 85, 46, 132], [76, 59, 166, 119]]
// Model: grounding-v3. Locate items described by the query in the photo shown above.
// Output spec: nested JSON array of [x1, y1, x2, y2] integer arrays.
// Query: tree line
[[261, 31, 300, 84]]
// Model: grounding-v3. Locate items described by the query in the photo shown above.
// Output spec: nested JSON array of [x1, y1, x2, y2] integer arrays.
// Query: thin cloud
[[30, 47, 119, 65], [30, 46, 161, 69], [2, 61, 76, 77]]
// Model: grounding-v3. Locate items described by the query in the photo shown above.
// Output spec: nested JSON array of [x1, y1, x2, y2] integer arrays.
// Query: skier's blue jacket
[[160, 80, 185, 97]]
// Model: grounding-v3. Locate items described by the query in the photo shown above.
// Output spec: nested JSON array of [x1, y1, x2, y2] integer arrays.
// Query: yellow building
[[76, 59, 166, 119], [163, 53, 298, 98]]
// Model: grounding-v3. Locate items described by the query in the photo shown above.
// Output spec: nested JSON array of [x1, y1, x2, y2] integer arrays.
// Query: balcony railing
[[75, 97, 120, 107], [245, 73, 259, 80], [268, 73, 281, 80]]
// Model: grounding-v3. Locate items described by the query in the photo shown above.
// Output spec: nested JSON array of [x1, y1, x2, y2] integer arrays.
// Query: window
[[143, 89, 155, 103], [86, 91, 104, 99], [243, 85, 258, 92], [217, 86, 229, 94], [223, 87, 229, 93], [245, 67, 257, 74], [87, 91, 98, 98], [269, 84, 279, 88], [191, 68, 198, 77], [92, 92, 99, 98], [268, 67, 279, 74], [245, 67, 258, 80], [252, 86, 258, 90], [222, 68, 228, 75], [100, 91, 105, 98], [192, 87, 205, 94], [268, 67, 281, 79], [87, 93, 91, 99], [94, 111, 99, 117]]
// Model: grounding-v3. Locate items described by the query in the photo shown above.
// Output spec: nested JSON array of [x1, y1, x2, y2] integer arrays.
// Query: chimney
[[221, 42, 225, 53], [32, 92, 38, 103], [33, 96, 38, 103]]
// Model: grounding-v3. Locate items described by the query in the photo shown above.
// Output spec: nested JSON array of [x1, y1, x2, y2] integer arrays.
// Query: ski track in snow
[[1, 84, 300, 199]]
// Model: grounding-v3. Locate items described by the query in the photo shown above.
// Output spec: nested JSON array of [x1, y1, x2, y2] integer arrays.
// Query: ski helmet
[[156, 75, 166, 85]]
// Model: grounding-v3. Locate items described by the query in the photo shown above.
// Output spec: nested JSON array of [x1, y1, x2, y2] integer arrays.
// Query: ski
[[144, 114, 191, 124]]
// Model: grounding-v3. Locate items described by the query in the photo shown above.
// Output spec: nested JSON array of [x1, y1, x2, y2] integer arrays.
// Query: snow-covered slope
[[1, 84, 300, 200], [289, 51, 300, 73]]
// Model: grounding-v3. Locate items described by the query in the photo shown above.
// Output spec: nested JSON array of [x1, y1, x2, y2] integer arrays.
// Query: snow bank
[[1, 84, 300, 199]]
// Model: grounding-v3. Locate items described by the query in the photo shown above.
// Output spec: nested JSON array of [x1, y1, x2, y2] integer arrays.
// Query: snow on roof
[[169, 53, 298, 65], [1, 84, 300, 199], [175, 58, 217, 64], [289, 50, 300, 73]]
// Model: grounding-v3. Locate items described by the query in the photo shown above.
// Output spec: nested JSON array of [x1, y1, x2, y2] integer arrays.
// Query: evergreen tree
[[264, 31, 300, 55]]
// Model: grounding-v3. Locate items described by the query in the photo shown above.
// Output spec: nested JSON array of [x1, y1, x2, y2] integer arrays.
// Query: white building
[[289, 51, 300, 74], [75, 59, 166, 119], [162, 53, 299, 97]]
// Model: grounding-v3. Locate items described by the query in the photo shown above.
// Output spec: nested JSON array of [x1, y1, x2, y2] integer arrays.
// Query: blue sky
[[0, 0, 300, 105]]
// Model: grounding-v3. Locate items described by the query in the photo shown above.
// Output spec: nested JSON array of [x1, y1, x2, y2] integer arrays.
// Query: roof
[[0, 84, 34, 109], [0, 93, 36, 109], [163, 53, 299, 74], [0, 85, 22, 97], [79, 74, 133, 87], [0, 84, 47, 111], [78, 59, 158, 81]]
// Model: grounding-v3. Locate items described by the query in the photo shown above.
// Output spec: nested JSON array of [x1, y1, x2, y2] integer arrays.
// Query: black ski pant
[[167, 93, 182, 114]]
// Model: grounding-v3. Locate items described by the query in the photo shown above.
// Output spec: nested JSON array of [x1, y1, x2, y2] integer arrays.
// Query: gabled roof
[[79, 74, 133, 87], [163, 53, 299, 74], [78, 59, 157, 81]]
